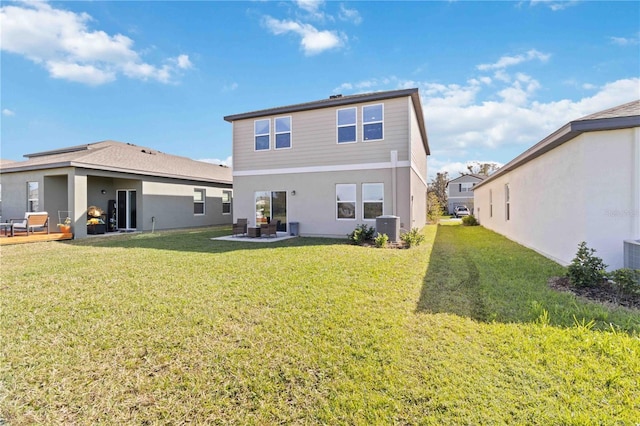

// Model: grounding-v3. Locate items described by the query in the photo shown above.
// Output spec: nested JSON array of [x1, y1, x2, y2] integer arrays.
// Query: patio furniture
[[0, 222, 14, 237], [11, 212, 50, 236], [260, 221, 278, 238], [247, 227, 261, 238], [232, 218, 248, 237]]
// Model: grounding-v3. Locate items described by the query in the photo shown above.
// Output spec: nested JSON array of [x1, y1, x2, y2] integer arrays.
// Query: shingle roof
[[475, 100, 640, 190], [0, 140, 232, 184], [224, 88, 430, 155]]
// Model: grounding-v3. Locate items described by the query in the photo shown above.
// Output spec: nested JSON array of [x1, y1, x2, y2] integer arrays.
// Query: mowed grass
[[1, 225, 639, 424]]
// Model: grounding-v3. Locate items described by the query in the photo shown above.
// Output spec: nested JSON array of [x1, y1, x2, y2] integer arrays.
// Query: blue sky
[[1, 0, 639, 179]]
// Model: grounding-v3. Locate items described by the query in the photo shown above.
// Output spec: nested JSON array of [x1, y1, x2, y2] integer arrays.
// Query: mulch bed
[[548, 276, 640, 310]]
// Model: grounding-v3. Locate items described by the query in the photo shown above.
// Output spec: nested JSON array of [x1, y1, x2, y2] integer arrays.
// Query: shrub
[[374, 233, 389, 248], [348, 224, 376, 245], [461, 215, 479, 226], [609, 268, 640, 297], [566, 242, 608, 288], [427, 192, 443, 224], [400, 228, 425, 248]]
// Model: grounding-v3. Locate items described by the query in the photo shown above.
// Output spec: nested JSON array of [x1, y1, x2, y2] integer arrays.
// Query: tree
[[465, 161, 501, 177], [427, 192, 443, 223], [428, 171, 449, 213]]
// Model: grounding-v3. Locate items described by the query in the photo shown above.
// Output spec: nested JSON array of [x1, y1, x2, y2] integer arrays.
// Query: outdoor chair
[[232, 218, 248, 237], [260, 221, 278, 238], [11, 211, 50, 236]]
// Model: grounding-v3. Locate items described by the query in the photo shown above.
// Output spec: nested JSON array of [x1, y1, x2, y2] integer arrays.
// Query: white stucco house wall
[[223, 88, 430, 238], [473, 100, 640, 270]]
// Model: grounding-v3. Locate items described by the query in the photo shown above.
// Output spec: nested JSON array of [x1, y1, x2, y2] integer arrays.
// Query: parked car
[[454, 206, 470, 218]]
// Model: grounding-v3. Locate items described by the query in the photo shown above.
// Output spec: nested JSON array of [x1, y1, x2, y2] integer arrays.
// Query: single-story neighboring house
[[447, 173, 485, 214], [0, 140, 233, 239], [473, 100, 640, 270]]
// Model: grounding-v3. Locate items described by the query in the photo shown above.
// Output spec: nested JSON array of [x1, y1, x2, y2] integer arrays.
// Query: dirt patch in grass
[[548, 276, 640, 310]]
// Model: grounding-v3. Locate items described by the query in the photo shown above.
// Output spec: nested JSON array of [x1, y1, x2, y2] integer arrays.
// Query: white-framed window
[[255, 119, 270, 151], [222, 190, 231, 214], [505, 184, 510, 221], [362, 183, 383, 220], [194, 188, 205, 215], [337, 107, 356, 144], [27, 181, 39, 212], [363, 103, 383, 141], [460, 182, 474, 192], [336, 184, 356, 220], [489, 189, 493, 218], [275, 116, 291, 149]]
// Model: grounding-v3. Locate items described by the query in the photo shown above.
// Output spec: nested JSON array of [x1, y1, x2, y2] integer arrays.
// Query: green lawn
[[1, 225, 639, 424]]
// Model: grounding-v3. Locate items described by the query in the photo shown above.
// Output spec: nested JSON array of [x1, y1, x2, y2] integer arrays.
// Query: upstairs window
[[337, 107, 356, 143], [363, 104, 383, 141], [460, 182, 474, 192], [275, 116, 291, 149], [363, 183, 384, 219], [255, 119, 270, 151], [27, 181, 39, 212], [194, 188, 205, 215], [222, 191, 231, 214], [336, 184, 356, 219]]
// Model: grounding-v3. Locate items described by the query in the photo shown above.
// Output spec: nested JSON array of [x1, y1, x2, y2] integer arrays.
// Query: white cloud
[[338, 4, 362, 24], [529, 0, 580, 11], [610, 35, 640, 46], [199, 156, 233, 167], [428, 159, 504, 180], [335, 72, 639, 174], [0, 2, 192, 85], [477, 49, 550, 71], [222, 82, 239, 92], [2, 108, 16, 116], [263, 16, 345, 55]]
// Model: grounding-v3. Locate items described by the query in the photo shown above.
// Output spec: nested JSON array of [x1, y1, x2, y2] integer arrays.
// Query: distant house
[[223, 88, 430, 237], [447, 174, 485, 214], [0, 141, 233, 239], [473, 100, 640, 270]]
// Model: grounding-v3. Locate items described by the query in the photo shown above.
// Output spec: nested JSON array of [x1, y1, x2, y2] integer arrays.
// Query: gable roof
[[0, 140, 232, 185], [475, 100, 640, 190], [224, 88, 430, 155], [448, 173, 487, 184]]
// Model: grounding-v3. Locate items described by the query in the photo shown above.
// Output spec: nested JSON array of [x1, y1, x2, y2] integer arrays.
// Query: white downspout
[[391, 150, 398, 217], [633, 127, 640, 239]]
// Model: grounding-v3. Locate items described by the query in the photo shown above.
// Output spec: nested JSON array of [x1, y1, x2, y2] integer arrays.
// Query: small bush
[[461, 215, 479, 226], [374, 233, 389, 248], [400, 228, 425, 248], [348, 224, 376, 245], [427, 192, 443, 224], [609, 268, 640, 297], [567, 242, 608, 288]]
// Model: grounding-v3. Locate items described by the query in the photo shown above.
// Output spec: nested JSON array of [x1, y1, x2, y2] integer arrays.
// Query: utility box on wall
[[376, 215, 400, 242]]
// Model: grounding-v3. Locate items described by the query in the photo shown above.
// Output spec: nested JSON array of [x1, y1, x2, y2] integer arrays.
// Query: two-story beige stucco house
[[224, 88, 430, 238], [473, 100, 640, 270]]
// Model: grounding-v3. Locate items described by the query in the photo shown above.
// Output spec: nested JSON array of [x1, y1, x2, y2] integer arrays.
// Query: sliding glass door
[[116, 189, 137, 230], [255, 191, 287, 232]]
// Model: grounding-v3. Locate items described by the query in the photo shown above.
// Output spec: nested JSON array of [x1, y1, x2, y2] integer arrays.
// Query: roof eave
[[0, 161, 232, 185], [475, 114, 640, 190]]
